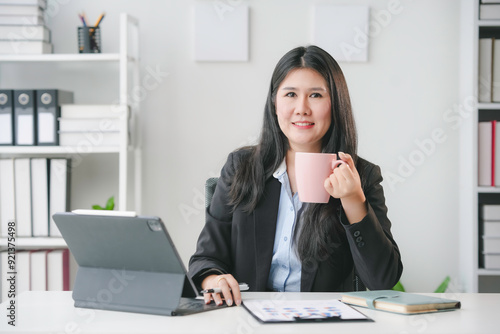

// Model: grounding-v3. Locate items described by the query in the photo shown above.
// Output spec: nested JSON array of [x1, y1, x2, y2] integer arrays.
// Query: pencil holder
[[78, 26, 101, 53]]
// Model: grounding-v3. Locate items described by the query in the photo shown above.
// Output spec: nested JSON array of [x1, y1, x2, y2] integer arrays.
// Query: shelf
[[0, 14, 141, 249], [0, 237, 66, 249], [0, 53, 122, 63], [478, 20, 500, 27], [477, 269, 500, 276], [477, 187, 500, 193], [478, 103, 500, 110], [0, 146, 120, 155]]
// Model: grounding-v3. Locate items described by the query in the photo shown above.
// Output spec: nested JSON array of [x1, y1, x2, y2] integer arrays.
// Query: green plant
[[392, 276, 450, 293], [92, 196, 115, 210], [392, 280, 405, 292], [433, 276, 450, 293]]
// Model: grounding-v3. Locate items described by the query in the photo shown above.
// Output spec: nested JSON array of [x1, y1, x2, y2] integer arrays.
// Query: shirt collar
[[273, 158, 287, 179]]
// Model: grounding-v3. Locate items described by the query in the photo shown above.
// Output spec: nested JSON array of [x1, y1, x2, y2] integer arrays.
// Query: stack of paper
[[0, 0, 53, 55], [480, 1, 500, 20], [482, 205, 500, 269], [242, 299, 370, 323], [58, 104, 125, 147]]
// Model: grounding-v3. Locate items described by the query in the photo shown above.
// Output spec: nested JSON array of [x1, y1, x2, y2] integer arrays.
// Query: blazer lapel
[[253, 178, 281, 290]]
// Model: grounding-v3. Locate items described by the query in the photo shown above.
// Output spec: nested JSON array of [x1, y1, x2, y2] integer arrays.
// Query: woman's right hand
[[201, 274, 242, 306]]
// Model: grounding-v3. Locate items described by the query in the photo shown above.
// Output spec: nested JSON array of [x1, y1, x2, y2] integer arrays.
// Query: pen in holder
[[78, 26, 101, 53]]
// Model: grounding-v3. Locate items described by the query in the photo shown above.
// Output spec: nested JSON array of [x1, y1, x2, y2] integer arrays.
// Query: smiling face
[[275, 68, 332, 153]]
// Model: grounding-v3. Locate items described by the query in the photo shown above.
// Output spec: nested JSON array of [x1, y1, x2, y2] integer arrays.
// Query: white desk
[[0, 291, 498, 333]]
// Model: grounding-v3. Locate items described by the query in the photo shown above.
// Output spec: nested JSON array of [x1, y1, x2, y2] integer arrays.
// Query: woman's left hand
[[324, 152, 367, 223], [324, 152, 363, 199]]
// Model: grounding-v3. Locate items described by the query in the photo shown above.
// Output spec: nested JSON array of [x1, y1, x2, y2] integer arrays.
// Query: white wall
[[3, 0, 461, 292]]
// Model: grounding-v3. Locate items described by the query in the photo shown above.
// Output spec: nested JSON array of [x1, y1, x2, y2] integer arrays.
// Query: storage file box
[[483, 236, 500, 253], [484, 253, 500, 269], [36, 89, 74, 145], [13, 90, 36, 145], [0, 90, 14, 145], [485, 222, 500, 236]]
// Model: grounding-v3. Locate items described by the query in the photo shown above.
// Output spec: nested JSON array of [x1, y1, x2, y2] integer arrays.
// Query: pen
[[81, 12, 88, 27], [94, 13, 106, 28], [294, 315, 342, 322], [201, 283, 249, 294], [78, 13, 86, 27]]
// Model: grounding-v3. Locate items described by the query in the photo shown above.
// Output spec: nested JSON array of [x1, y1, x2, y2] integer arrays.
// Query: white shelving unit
[[459, 0, 500, 293], [0, 13, 141, 250], [0, 54, 122, 62], [0, 146, 120, 154]]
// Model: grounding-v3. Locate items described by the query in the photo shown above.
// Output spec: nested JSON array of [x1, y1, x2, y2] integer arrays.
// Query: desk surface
[[0, 291, 499, 333]]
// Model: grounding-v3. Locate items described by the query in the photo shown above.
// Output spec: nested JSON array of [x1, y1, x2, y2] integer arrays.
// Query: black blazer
[[188, 150, 403, 292]]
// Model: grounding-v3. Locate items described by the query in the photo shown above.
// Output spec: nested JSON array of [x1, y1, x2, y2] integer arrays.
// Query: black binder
[[36, 89, 74, 145], [13, 90, 36, 146], [0, 90, 14, 146]]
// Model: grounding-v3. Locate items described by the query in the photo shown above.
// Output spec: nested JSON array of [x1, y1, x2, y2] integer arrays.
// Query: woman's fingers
[[326, 153, 362, 198], [338, 152, 354, 167], [225, 275, 242, 306], [203, 292, 212, 305], [201, 274, 242, 306]]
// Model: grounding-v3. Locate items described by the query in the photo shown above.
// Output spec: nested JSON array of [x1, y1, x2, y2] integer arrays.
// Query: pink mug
[[295, 152, 344, 203]]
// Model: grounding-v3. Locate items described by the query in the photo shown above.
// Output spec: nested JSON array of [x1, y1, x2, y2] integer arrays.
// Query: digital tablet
[[53, 211, 225, 316]]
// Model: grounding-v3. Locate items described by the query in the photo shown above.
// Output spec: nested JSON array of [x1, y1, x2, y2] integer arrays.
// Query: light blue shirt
[[267, 159, 303, 292]]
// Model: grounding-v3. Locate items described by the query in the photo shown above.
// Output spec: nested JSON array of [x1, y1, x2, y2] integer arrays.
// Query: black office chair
[[205, 177, 218, 208], [204, 177, 366, 292], [352, 270, 366, 292]]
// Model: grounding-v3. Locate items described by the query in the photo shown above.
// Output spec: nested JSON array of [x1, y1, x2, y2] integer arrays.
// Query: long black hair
[[229, 45, 359, 263]]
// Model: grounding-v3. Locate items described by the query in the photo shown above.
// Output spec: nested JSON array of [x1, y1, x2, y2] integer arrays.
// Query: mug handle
[[332, 160, 345, 170]]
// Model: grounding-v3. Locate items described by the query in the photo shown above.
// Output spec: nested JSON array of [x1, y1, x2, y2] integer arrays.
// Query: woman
[[188, 45, 403, 307]]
